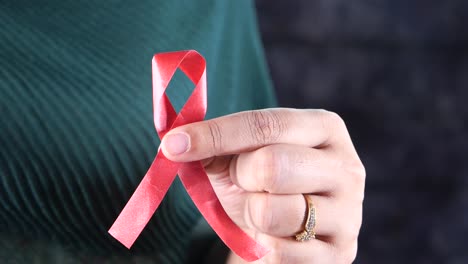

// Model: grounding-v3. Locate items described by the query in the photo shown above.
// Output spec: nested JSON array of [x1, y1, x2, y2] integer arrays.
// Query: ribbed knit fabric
[[0, 0, 276, 263]]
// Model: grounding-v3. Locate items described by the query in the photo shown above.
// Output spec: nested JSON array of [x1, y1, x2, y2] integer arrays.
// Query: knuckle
[[328, 234, 359, 264], [340, 242, 359, 264], [248, 195, 275, 233], [348, 242, 359, 263], [342, 225, 362, 250], [255, 148, 284, 193], [206, 120, 223, 155], [346, 161, 366, 202], [245, 110, 284, 144], [348, 160, 366, 182], [333, 219, 361, 248], [352, 212, 364, 239], [324, 110, 346, 130], [314, 109, 345, 129], [347, 223, 362, 243], [312, 110, 347, 145]]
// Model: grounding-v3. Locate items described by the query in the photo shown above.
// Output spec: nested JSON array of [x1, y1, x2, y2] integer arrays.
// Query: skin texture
[[161, 108, 365, 264]]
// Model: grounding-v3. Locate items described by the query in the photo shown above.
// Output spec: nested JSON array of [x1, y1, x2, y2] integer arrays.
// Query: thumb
[[160, 131, 192, 158], [160, 120, 225, 162], [159, 129, 233, 181]]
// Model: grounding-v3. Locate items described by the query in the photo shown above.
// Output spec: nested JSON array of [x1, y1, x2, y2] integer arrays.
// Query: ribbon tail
[[178, 162, 269, 262], [109, 151, 179, 248]]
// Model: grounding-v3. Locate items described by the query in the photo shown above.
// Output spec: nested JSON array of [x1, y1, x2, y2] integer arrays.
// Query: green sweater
[[0, 0, 275, 263]]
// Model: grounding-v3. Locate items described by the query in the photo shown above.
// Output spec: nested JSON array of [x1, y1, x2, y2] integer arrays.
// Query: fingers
[[230, 144, 345, 194], [228, 233, 356, 264], [254, 235, 335, 264], [157, 108, 364, 264], [160, 108, 355, 162], [244, 193, 361, 242], [244, 193, 312, 238], [237, 194, 360, 264]]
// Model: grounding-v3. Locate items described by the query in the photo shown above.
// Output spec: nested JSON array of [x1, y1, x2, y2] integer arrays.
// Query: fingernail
[[162, 132, 190, 156]]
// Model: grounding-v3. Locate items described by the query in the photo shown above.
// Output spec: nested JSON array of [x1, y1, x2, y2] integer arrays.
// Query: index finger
[[160, 108, 352, 162]]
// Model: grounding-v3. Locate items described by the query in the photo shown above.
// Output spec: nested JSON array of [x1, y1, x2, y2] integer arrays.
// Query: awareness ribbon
[[108, 50, 268, 262]]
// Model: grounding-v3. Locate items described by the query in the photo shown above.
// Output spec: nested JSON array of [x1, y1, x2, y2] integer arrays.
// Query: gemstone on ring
[[295, 195, 316, 242]]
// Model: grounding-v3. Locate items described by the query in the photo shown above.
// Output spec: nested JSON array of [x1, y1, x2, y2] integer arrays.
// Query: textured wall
[[256, 1, 468, 263]]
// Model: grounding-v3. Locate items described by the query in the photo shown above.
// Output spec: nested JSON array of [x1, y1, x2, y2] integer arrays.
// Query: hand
[[161, 108, 365, 264]]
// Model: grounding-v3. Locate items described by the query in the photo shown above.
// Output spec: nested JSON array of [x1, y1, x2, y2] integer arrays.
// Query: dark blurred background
[[255, 0, 468, 263]]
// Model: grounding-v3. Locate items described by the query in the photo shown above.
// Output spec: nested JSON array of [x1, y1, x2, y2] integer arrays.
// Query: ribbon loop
[[152, 50, 206, 138], [109, 50, 268, 262]]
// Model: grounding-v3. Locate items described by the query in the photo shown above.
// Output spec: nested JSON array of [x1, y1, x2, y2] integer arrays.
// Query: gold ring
[[295, 194, 316, 242]]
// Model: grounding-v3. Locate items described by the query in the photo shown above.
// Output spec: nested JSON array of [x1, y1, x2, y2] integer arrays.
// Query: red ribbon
[[108, 50, 268, 262]]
